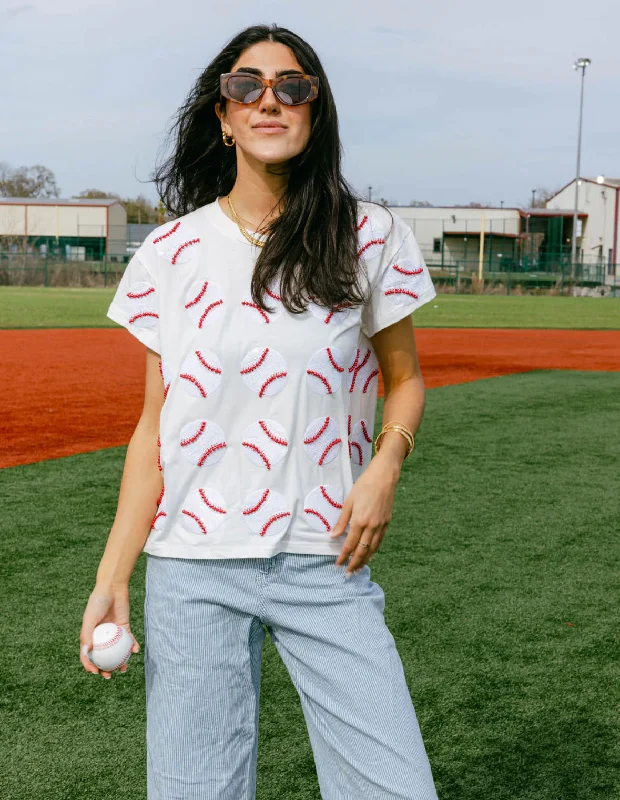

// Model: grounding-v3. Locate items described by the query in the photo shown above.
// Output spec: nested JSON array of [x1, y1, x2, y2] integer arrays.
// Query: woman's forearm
[[95, 419, 163, 590], [373, 374, 426, 478]]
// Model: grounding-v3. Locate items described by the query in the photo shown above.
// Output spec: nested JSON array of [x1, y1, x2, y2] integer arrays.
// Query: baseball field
[[1, 288, 619, 799]]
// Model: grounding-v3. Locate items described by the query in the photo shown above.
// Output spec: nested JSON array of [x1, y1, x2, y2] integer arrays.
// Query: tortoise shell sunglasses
[[220, 71, 319, 106]]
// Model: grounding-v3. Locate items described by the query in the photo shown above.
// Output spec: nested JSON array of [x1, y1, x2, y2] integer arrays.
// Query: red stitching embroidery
[[266, 287, 281, 301], [349, 350, 370, 392], [163, 383, 170, 401], [260, 511, 291, 537], [304, 417, 330, 444], [320, 486, 343, 509], [152, 221, 180, 243], [258, 420, 288, 445], [127, 287, 155, 299], [350, 441, 362, 461], [199, 299, 224, 328], [385, 288, 418, 299], [198, 488, 226, 514], [240, 348, 269, 374], [306, 369, 333, 393], [180, 373, 207, 397], [158, 360, 163, 379], [185, 281, 208, 308], [326, 347, 344, 372], [171, 238, 200, 265], [393, 264, 424, 276], [347, 414, 352, 436], [243, 488, 270, 515], [360, 420, 373, 443], [319, 438, 341, 466], [197, 442, 226, 467], [182, 509, 207, 534], [157, 485, 164, 504], [241, 300, 270, 323], [196, 351, 222, 374], [151, 510, 167, 529], [305, 508, 331, 530], [180, 421, 206, 446], [259, 371, 286, 397], [157, 434, 161, 447], [362, 369, 379, 394], [242, 441, 271, 469], [357, 238, 385, 258], [356, 215, 369, 231], [128, 311, 159, 324]]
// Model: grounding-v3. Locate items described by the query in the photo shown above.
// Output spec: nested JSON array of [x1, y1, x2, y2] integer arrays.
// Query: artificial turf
[[1, 370, 618, 799], [0, 286, 619, 329]]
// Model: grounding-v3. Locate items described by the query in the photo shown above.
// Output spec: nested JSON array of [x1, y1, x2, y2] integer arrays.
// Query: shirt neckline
[[207, 196, 269, 246]]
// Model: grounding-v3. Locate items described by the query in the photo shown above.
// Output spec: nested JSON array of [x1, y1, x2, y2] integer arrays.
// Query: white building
[[0, 197, 127, 260], [545, 177, 620, 276]]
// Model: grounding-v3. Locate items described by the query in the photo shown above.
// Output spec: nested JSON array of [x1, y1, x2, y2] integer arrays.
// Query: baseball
[[242, 487, 292, 537], [88, 623, 133, 672], [125, 280, 159, 328], [240, 346, 288, 397], [306, 346, 345, 394], [356, 213, 386, 261], [179, 349, 223, 398], [240, 282, 284, 324], [242, 419, 289, 469], [151, 219, 200, 265], [151, 486, 167, 530], [180, 486, 227, 535], [184, 279, 225, 329], [348, 347, 379, 394], [179, 418, 228, 467], [303, 484, 344, 532], [381, 257, 427, 305], [303, 416, 342, 465]]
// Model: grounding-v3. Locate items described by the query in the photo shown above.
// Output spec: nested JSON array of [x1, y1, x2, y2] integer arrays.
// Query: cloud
[[2, 4, 36, 21]]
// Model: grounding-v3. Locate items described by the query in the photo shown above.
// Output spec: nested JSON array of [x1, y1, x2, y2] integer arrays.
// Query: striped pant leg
[[265, 554, 438, 800], [144, 554, 265, 800]]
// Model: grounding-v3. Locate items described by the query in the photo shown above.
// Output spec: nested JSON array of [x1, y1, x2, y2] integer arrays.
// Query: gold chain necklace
[[227, 194, 267, 248]]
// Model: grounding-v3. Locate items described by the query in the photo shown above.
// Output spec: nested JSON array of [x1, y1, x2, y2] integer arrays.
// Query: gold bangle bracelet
[[374, 423, 415, 458]]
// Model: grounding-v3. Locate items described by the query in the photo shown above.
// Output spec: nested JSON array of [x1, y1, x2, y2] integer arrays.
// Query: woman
[[80, 23, 439, 800]]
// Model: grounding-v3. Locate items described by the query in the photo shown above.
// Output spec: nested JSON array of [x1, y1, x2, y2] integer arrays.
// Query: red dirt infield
[[2, 327, 619, 469]]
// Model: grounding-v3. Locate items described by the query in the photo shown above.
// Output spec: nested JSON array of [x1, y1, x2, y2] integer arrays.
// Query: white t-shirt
[[106, 197, 436, 559]]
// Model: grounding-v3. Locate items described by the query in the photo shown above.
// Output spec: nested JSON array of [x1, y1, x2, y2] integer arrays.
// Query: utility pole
[[367, 186, 372, 202], [572, 57, 591, 268], [531, 189, 536, 207]]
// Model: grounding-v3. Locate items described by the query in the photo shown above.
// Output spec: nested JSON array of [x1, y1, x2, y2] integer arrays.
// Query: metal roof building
[[0, 197, 127, 260]]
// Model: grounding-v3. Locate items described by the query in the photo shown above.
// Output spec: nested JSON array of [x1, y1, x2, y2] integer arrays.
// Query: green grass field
[[1, 286, 619, 329], [2, 370, 618, 799]]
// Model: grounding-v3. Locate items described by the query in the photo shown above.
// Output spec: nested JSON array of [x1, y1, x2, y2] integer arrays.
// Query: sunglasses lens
[[276, 77, 312, 105], [227, 75, 264, 103]]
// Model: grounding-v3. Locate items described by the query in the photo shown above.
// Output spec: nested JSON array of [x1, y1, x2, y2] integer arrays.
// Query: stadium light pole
[[571, 57, 591, 268]]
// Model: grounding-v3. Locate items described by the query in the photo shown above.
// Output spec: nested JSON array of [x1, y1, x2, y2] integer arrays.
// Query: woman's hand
[[329, 455, 399, 577], [79, 584, 141, 679]]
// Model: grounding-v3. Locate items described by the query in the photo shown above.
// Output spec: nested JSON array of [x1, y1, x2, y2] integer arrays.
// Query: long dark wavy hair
[[151, 23, 393, 316]]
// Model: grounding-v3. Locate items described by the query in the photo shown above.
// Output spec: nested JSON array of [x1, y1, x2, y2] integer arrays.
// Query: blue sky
[[1, 0, 617, 207]]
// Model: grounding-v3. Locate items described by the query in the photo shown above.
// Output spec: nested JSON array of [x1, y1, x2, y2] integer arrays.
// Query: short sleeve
[[360, 216, 436, 339], [106, 245, 161, 354]]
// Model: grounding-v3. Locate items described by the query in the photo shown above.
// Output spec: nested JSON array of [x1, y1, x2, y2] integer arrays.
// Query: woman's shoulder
[[354, 199, 406, 254], [139, 208, 204, 265]]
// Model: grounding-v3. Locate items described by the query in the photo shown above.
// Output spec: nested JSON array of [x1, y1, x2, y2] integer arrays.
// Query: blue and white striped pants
[[144, 552, 438, 799]]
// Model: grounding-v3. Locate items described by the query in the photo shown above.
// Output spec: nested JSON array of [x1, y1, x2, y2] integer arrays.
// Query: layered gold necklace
[[227, 194, 269, 248]]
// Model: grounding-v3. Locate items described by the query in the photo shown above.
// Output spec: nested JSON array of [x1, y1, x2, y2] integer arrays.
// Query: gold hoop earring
[[222, 130, 235, 147]]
